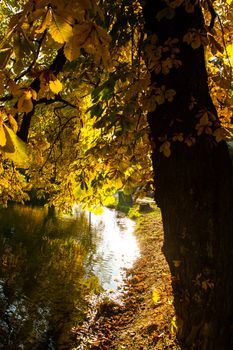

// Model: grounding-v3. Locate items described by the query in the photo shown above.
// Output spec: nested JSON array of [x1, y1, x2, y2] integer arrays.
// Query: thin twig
[[39, 115, 77, 171]]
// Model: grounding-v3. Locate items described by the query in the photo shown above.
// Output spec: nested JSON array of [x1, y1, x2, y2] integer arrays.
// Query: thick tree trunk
[[143, 1, 233, 349], [154, 141, 233, 350]]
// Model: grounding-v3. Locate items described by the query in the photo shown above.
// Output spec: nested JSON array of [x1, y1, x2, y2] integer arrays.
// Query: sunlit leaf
[[64, 33, 81, 61], [8, 115, 18, 133], [49, 79, 63, 94], [31, 89, 37, 100], [1, 125, 29, 168], [0, 124, 6, 147], [35, 8, 52, 34], [152, 288, 161, 303], [170, 316, 178, 334], [17, 91, 34, 114], [49, 12, 73, 44]]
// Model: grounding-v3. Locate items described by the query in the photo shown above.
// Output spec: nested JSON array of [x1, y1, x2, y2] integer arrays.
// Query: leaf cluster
[[0, 0, 231, 208]]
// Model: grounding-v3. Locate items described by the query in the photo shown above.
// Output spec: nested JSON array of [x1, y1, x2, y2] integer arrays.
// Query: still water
[[0, 204, 139, 349]]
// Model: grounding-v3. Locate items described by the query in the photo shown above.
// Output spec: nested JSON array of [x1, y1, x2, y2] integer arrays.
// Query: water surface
[[0, 204, 139, 349]]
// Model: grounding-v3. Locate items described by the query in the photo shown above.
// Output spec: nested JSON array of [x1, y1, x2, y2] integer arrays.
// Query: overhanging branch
[[17, 47, 67, 142]]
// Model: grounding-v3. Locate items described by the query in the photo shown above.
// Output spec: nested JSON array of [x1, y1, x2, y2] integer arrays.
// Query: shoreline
[[74, 208, 180, 350]]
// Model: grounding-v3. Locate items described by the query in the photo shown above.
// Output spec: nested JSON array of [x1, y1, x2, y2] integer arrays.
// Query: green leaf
[[88, 103, 104, 118]]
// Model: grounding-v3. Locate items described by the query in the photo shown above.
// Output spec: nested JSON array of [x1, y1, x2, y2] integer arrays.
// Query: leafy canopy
[[0, 0, 232, 210]]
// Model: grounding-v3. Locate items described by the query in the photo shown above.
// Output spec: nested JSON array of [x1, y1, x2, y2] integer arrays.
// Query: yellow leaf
[[49, 79, 63, 94], [205, 126, 212, 135], [185, 136, 196, 146], [21, 22, 30, 31], [159, 141, 171, 157], [213, 128, 226, 142], [183, 30, 202, 49], [24, 90, 32, 100], [17, 92, 34, 113], [172, 133, 183, 142], [31, 89, 37, 100], [1, 125, 29, 168], [49, 12, 73, 44], [201, 280, 214, 290], [165, 89, 176, 102], [226, 43, 233, 64], [191, 36, 202, 49], [72, 0, 92, 9], [164, 147, 171, 158], [199, 112, 210, 126], [155, 92, 165, 105], [114, 177, 123, 189], [64, 31, 81, 61], [0, 124, 14, 153], [195, 112, 212, 135], [0, 124, 6, 147], [8, 79, 20, 95], [35, 8, 52, 34], [170, 316, 178, 334], [89, 207, 104, 215], [99, 45, 112, 69], [95, 24, 112, 44], [152, 288, 161, 303], [72, 22, 93, 47], [197, 126, 204, 136], [7, 115, 18, 133], [183, 31, 192, 44], [39, 71, 49, 91]]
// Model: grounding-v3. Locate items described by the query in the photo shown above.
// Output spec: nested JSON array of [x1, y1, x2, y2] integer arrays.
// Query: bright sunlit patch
[[87, 207, 140, 292]]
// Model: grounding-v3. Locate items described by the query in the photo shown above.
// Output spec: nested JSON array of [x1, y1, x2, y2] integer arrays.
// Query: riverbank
[[86, 206, 181, 350]]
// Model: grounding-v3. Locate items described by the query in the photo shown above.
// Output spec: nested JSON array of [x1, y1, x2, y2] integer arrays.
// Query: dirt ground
[[78, 208, 181, 350]]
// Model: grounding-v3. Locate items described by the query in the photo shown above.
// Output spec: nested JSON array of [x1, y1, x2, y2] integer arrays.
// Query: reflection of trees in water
[[0, 204, 101, 349]]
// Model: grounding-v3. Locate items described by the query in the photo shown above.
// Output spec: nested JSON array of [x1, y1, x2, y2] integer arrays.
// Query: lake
[[0, 204, 139, 349]]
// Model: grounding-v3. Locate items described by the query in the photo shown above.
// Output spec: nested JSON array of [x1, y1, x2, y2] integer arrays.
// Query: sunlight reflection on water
[[72, 206, 140, 292], [89, 208, 140, 291]]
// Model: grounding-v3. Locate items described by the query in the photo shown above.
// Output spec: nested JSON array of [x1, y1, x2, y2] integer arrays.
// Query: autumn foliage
[[0, 0, 232, 210]]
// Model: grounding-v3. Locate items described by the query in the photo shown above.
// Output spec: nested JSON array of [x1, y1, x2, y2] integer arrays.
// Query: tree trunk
[[142, 1, 233, 349], [154, 141, 233, 350]]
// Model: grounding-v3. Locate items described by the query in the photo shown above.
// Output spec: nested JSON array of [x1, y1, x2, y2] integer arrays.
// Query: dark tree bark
[[142, 1, 233, 349]]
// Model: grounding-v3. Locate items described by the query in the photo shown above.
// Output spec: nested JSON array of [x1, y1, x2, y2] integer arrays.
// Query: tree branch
[[17, 47, 67, 142], [35, 95, 77, 109], [15, 31, 47, 82]]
